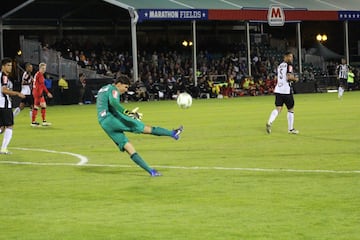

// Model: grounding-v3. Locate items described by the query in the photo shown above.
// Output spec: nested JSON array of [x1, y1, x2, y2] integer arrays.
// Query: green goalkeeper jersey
[[96, 84, 126, 121]]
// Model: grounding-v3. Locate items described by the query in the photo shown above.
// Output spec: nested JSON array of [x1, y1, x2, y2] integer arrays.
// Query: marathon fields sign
[[138, 9, 208, 22], [138, 8, 350, 23], [267, 5, 285, 26]]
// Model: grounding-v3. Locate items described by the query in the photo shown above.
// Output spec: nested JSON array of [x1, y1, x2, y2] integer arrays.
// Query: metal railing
[[19, 36, 102, 80]]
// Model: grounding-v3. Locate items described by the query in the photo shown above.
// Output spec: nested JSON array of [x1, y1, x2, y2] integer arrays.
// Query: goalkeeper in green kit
[[96, 75, 183, 177]]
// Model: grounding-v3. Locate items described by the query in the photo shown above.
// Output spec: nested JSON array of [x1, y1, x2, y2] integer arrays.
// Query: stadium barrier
[[19, 37, 103, 80]]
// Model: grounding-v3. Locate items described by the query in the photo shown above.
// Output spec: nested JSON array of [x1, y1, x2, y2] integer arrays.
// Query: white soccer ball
[[177, 92, 192, 109]]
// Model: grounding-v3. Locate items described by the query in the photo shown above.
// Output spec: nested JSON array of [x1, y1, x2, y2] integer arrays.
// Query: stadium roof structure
[[1, 0, 360, 28], [107, 0, 360, 21], [1, 0, 359, 78], [108, 0, 359, 10]]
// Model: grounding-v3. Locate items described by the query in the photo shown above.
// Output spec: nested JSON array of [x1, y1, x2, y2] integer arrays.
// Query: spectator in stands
[[44, 74, 53, 105], [134, 80, 148, 101], [223, 73, 235, 97], [97, 59, 109, 75], [78, 73, 86, 105], [48, 37, 292, 101], [265, 74, 276, 94], [58, 75, 69, 105]]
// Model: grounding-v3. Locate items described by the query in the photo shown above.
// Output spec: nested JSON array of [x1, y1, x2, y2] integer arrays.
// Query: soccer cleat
[[266, 123, 272, 134], [150, 169, 162, 177], [30, 122, 40, 127], [0, 148, 12, 154], [288, 129, 299, 134], [171, 125, 183, 140], [42, 121, 52, 126]]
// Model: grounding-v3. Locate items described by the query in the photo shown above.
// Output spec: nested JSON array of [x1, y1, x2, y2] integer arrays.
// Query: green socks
[[130, 153, 152, 173], [151, 127, 173, 136]]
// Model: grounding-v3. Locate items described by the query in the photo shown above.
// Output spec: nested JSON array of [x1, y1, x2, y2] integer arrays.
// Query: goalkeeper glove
[[124, 107, 143, 121]]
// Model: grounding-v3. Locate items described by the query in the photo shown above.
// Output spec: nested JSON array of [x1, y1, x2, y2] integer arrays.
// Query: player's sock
[[32, 108, 38, 123], [268, 109, 278, 125], [151, 127, 172, 136], [13, 107, 21, 117], [41, 108, 46, 121], [338, 87, 344, 98], [130, 153, 152, 173], [1, 128, 13, 150], [287, 111, 294, 130]]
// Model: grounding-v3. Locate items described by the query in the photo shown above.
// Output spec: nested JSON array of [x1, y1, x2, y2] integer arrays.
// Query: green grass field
[[1, 92, 360, 240]]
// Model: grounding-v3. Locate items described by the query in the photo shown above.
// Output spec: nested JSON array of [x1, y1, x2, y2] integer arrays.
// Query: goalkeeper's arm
[[108, 94, 143, 120]]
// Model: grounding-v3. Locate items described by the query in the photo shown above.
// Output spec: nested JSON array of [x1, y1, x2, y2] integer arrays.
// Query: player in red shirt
[[31, 62, 53, 126]]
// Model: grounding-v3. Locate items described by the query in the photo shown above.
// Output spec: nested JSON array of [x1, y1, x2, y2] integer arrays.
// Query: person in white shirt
[[266, 52, 299, 134], [0, 58, 25, 154], [13, 63, 34, 119], [336, 58, 349, 99]]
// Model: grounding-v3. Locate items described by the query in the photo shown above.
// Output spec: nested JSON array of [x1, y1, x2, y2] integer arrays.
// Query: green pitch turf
[[1, 92, 359, 240]]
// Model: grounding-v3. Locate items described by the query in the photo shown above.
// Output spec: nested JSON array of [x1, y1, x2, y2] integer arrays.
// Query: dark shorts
[[21, 95, 33, 106], [275, 93, 295, 109], [0, 108, 14, 127], [339, 78, 347, 87]]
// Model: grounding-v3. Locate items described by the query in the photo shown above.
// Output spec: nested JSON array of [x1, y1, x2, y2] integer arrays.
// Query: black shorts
[[275, 93, 294, 109], [339, 78, 347, 87], [21, 95, 33, 106], [0, 108, 14, 127]]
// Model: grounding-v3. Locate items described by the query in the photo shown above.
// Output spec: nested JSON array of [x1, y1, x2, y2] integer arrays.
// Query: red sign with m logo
[[268, 5, 285, 26]]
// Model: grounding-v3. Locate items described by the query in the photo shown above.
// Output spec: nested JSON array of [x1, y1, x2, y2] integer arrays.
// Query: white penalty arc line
[[10, 147, 88, 166]]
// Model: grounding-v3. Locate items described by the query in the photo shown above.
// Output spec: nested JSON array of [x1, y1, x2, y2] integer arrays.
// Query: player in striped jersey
[[0, 58, 25, 154], [336, 58, 349, 99], [266, 52, 299, 134], [13, 63, 34, 118]]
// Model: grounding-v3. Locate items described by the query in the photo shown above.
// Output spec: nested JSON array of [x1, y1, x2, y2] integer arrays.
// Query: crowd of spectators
[[51, 38, 358, 101], [52, 39, 281, 100]]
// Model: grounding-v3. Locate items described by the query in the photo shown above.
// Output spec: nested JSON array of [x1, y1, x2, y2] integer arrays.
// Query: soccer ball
[[177, 92, 192, 109]]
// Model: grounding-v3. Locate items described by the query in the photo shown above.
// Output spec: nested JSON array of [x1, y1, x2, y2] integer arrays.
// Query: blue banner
[[138, 9, 208, 22], [338, 11, 360, 21]]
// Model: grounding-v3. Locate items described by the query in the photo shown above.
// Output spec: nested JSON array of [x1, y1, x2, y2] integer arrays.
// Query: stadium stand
[[1, 0, 360, 103]]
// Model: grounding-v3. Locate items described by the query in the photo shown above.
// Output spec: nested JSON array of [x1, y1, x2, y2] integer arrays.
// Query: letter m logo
[[267, 5, 285, 26]]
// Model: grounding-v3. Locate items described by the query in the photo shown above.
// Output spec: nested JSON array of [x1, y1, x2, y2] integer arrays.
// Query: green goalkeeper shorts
[[99, 114, 145, 151]]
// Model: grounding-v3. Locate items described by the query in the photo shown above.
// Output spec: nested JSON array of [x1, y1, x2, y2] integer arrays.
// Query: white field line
[[11, 147, 88, 165], [0, 158, 359, 174]]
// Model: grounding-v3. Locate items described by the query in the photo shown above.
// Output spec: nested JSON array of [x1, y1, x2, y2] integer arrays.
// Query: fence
[[19, 36, 101, 80]]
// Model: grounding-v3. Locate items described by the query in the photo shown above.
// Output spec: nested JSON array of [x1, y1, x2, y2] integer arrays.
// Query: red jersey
[[33, 71, 49, 96]]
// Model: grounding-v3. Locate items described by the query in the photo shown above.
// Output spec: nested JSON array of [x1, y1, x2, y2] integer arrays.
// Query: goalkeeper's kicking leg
[[123, 125, 183, 176], [116, 125, 183, 177], [123, 141, 162, 177], [143, 125, 183, 140]]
